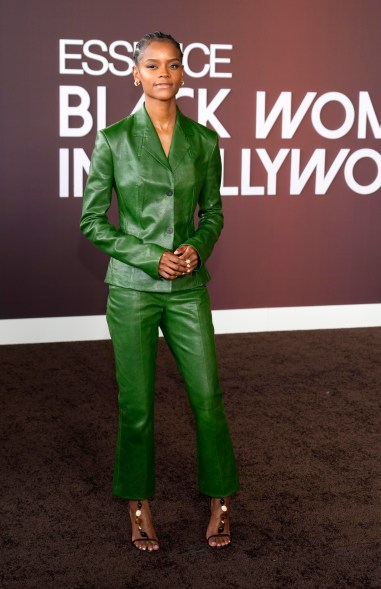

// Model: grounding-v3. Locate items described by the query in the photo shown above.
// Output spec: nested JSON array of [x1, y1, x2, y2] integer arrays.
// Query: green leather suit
[[80, 104, 239, 499]]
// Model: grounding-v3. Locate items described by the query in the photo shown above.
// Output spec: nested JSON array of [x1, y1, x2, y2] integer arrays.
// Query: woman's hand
[[159, 246, 199, 280], [159, 251, 188, 280], [173, 245, 199, 273]]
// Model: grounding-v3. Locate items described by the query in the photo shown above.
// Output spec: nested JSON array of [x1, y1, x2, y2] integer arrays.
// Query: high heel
[[130, 500, 159, 551], [206, 497, 231, 549]]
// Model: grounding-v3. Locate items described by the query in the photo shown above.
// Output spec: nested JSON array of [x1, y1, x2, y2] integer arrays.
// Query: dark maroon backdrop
[[2, 0, 381, 319]]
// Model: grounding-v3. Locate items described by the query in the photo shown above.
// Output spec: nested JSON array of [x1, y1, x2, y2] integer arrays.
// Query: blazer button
[[166, 227, 174, 234], [166, 189, 173, 196]]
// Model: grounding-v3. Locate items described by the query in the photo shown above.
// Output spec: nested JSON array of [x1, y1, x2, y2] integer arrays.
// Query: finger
[[159, 270, 177, 280], [160, 253, 185, 270], [161, 261, 186, 275], [173, 245, 186, 255], [184, 256, 198, 272], [160, 260, 188, 277], [176, 261, 189, 273], [161, 252, 179, 264], [181, 248, 199, 265], [184, 246, 197, 258], [164, 254, 188, 271]]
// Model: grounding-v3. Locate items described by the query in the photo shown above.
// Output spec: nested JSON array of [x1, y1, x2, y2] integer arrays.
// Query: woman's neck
[[145, 98, 177, 132]]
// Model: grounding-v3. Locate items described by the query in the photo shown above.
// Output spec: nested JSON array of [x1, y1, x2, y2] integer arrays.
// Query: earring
[[134, 80, 140, 87], [181, 80, 185, 86]]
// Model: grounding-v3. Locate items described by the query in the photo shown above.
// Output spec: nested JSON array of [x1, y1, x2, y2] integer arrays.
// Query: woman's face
[[133, 41, 184, 102]]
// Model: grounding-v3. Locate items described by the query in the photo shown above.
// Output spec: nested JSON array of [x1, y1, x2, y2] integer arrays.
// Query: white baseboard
[[1, 303, 381, 345]]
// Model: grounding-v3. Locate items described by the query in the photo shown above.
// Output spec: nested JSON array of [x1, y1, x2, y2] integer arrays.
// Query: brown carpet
[[1, 328, 380, 589]]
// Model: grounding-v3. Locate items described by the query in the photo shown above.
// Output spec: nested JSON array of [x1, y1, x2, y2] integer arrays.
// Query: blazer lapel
[[132, 104, 171, 171], [132, 105, 194, 173], [168, 108, 193, 172]]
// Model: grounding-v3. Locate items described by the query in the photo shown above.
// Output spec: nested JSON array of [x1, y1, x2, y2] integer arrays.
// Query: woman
[[80, 31, 239, 551]]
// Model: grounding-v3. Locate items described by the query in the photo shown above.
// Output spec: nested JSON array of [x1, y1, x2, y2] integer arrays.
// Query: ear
[[132, 65, 141, 85]]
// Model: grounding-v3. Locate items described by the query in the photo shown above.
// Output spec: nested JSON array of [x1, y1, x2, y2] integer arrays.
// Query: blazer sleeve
[[80, 130, 166, 279], [182, 135, 224, 265]]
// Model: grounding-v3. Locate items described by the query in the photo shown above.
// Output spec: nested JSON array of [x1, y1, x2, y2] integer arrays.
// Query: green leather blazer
[[80, 104, 223, 292]]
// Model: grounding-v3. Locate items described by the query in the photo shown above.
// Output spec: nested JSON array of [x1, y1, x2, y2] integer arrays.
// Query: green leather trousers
[[106, 284, 240, 500]]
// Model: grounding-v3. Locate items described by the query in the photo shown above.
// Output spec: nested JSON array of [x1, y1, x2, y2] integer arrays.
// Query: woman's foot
[[206, 497, 231, 548], [129, 500, 159, 551]]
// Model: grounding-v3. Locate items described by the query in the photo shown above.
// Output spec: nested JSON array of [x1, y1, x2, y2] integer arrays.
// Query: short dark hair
[[133, 31, 183, 65]]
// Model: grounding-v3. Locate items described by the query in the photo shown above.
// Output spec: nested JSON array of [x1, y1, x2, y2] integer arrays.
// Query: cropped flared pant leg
[[160, 287, 239, 498], [106, 286, 162, 500], [106, 284, 239, 500]]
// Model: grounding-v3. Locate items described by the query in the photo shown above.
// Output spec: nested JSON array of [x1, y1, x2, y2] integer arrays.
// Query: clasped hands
[[159, 245, 199, 280]]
